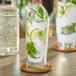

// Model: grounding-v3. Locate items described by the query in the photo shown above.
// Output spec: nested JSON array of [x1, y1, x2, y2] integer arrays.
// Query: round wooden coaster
[[21, 64, 53, 73], [51, 44, 76, 52]]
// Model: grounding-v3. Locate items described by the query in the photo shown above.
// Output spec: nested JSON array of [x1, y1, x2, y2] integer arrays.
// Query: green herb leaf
[[26, 42, 40, 58], [37, 4, 44, 19], [61, 23, 76, 35], [30, 4, 48, 22]]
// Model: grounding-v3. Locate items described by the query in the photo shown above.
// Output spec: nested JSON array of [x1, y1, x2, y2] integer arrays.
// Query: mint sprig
[[30, 4, 48, 22], [26, 42, 40, 58], [61, 23, 76, 35]]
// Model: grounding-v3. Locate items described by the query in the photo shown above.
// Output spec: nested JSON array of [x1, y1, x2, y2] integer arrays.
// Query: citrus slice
[[39, 30, 46, 41], [30, 28, 39, 42], [65, 3, 74, 17], [57, 5, 64, 18], [29, 51, 40, 58]]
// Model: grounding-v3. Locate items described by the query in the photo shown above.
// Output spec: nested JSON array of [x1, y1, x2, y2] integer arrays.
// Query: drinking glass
[[56, 0, 76, 49], [0, 1, 19, 56], [22, 3, 49, 68]]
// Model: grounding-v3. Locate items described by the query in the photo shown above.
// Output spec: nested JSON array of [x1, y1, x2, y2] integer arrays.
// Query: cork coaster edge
[[51, 44, 76, 52], [21, 64, 53, 73]]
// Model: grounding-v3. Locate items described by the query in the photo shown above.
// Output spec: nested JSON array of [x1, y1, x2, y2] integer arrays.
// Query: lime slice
[[29, 51, 40, 58], [65, 3, 74, 17], [30, 28, 39, 42], [30, 28, 46, 42], [39, 30, 46, 41], [57, 5, 64, 18]]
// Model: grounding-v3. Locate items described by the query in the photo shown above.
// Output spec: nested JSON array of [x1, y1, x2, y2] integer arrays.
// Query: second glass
[[56, 0, 76, 49]]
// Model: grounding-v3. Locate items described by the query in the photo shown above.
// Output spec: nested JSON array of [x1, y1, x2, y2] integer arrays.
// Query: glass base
[[58, 42, 76, 49], [26, 61, 45, 69]]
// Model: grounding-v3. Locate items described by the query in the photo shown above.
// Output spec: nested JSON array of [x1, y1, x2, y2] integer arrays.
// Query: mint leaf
[[61, 23, 76, 35], [30, 4, 48, 22], [37, 4, 44, 19], [26, 42, 40, 58]]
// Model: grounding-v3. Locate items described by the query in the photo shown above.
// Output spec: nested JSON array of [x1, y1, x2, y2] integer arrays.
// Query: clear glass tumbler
[[56, 0, 76, 49], [0, 5, 19, 56], [22, 3, 49, 68]]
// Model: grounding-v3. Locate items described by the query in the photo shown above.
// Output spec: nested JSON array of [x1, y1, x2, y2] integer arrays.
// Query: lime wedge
[[30, 28, 39, 42], [57, 5, 64, 18], [65, 3, 74, 17]]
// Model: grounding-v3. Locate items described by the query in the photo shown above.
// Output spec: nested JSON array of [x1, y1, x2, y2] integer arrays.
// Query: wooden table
[[0, 37, 76, 76]]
